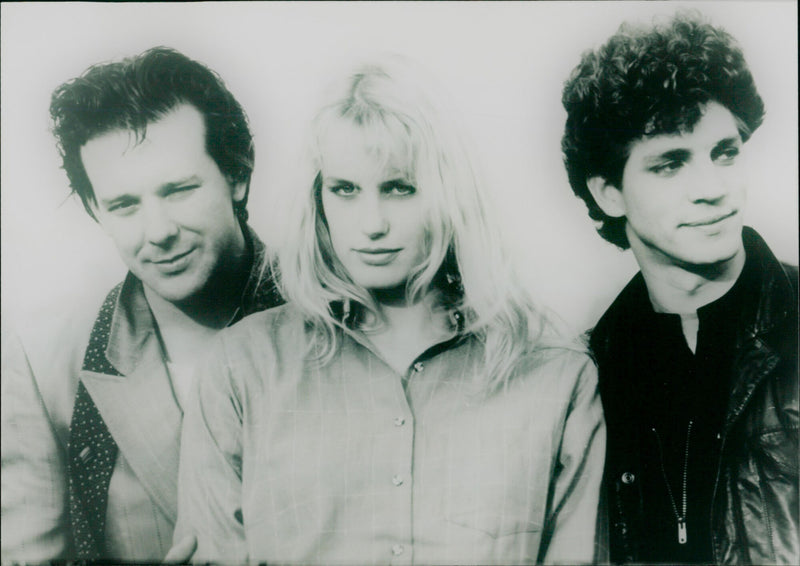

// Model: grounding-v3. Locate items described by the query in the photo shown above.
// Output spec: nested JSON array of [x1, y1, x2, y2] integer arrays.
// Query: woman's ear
[[586, 176, 626, 218]]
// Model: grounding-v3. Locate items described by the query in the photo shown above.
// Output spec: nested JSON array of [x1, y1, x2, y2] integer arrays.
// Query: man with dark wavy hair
[[1, 47, 283, 562], [561, 12, 798, 564]]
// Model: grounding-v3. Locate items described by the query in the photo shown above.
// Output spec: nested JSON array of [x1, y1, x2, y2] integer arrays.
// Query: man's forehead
[[80, 103, 213, 200]]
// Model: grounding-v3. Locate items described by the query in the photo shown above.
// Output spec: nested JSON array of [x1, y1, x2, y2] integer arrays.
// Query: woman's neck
[[363, 288, 455, 375]]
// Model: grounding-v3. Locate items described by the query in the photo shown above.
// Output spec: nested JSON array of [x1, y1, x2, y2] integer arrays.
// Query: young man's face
[[601, 102, 747, 268], [81, 103, 246, 303]]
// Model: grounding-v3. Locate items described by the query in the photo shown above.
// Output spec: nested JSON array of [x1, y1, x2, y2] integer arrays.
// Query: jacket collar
[[723, 227, 796, 429], [594, 227, 796, 429], [79, 223, 283, 523], [104, 223, 281, 374]]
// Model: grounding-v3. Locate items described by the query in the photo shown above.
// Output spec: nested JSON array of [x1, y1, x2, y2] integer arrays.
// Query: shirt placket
[[386, 360, 426, 565]]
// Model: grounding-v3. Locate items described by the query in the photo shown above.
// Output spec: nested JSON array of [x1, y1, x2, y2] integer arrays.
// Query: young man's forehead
[[634, 102, 742, 153]]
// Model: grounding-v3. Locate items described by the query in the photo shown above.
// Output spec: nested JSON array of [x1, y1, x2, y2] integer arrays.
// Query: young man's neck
[[633, 245, 745, 316], [631, 239, 745, 353]]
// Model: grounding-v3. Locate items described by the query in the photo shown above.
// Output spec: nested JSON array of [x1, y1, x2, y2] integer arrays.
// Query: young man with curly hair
[[561, 12, 798, 564], [1, 47, 283, 562]]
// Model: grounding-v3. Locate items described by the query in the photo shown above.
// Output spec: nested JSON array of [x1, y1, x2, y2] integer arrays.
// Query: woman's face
[[319, 123, 429, 293]]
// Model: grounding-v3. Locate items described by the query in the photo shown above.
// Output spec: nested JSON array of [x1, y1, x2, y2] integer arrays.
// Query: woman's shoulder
[[516, 341, 597, 387], [223, 303, 304, 340]]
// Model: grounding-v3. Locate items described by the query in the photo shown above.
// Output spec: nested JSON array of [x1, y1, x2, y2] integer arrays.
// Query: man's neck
[[142, 234, 251, 362]]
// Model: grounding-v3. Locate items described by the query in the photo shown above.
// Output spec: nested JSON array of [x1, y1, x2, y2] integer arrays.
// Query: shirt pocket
[[438, 426, 549, 538]]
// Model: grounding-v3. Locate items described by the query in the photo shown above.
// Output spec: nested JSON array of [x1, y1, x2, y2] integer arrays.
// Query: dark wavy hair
[[50, 46, 255, 220], [561, 11, 765, 249]]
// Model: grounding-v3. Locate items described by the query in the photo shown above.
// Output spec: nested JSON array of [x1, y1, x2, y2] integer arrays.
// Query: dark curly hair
[[561, 11, 765, 249], [50, 46, 255, 220]]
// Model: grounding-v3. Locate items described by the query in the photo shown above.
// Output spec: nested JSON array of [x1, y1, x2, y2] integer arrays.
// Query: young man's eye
[[650, 160, 683, 176], [715, 147, 740, 163]]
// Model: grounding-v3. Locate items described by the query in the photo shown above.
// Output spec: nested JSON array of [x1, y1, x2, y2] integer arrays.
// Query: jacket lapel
[[80, 274, 181, 524], [80, 356, 181, 523]]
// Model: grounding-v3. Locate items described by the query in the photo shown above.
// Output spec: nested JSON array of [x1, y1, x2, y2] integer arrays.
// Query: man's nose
[[142, 202, 179, 246], [360, 193, 389, 239]]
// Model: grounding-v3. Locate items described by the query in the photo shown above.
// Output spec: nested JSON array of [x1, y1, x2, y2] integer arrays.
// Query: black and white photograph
[[1, 1, 797, 564]]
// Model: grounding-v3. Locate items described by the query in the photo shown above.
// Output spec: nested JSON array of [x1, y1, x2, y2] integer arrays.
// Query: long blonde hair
[[278, 55, 569, 391]]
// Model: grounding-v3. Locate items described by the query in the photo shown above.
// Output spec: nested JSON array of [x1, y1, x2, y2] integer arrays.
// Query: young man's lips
[[683, 210, 737, 227]]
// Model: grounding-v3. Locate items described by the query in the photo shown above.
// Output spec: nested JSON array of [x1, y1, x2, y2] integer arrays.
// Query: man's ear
[[586, 176, 626, 218]]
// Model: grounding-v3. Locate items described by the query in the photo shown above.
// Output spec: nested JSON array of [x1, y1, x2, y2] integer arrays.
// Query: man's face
[[81, 103, 246, 303], [601, 102, 747, 268]]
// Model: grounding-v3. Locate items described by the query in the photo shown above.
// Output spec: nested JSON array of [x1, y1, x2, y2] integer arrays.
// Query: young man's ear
[[232, 181, 248, 203], [586, 176, 626, 218]]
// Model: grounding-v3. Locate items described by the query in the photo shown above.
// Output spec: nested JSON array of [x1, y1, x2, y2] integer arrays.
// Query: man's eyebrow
[[99, 194, 138, 207], [157, 175, 202, 193]]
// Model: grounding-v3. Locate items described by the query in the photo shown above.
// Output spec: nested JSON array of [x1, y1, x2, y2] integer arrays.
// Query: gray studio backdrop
[[2, 1, 797, 332]]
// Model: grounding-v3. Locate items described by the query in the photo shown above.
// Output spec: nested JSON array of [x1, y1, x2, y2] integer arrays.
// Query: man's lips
[[681, 210, 737, 227], [150, 248, 195, 264]]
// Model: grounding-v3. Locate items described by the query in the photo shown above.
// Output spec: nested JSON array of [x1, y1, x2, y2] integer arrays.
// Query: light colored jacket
[[1, 277, 181, 561], [1, 227, 282, 562]]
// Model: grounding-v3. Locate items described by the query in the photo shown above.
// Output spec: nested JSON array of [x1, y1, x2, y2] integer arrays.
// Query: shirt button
[[391, 544, 404, 556], [392, 474, 404, 486], [413, 361, 424, 372], [621, 472, 635, 484], [394, 416, 406, 427]]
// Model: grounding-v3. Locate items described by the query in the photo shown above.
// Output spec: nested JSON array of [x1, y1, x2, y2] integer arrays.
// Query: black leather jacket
[[591, 228, 799, 564]]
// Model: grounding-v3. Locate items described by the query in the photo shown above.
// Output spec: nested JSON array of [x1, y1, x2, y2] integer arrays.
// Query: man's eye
[[166, 185, 199, 199], [107, 201, 138, 215]]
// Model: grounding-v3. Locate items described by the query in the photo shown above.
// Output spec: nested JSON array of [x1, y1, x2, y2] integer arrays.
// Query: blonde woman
[[175, 56, 605, 565]]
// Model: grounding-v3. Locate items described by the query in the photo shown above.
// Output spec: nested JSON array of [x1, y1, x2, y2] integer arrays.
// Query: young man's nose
[[687, 161, 730, 203], [142, 202, 179, 246]]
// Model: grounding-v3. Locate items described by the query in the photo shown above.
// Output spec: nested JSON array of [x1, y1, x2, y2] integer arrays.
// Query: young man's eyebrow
[[644, 148, 691, 163]]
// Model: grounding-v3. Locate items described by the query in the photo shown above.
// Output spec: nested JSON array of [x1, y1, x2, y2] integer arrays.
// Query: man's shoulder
[[2, 283, 122, 430]]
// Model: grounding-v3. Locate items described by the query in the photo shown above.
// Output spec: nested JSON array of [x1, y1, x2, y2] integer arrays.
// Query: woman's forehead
[[318, 117, 416, 178]]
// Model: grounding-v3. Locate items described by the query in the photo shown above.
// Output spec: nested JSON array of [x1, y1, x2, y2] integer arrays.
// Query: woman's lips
[[354, 248, 402, 266]]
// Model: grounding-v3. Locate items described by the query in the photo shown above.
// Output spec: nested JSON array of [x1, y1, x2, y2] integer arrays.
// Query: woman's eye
[[330, 183, 357, 196], [385, 182, 416, 196]]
